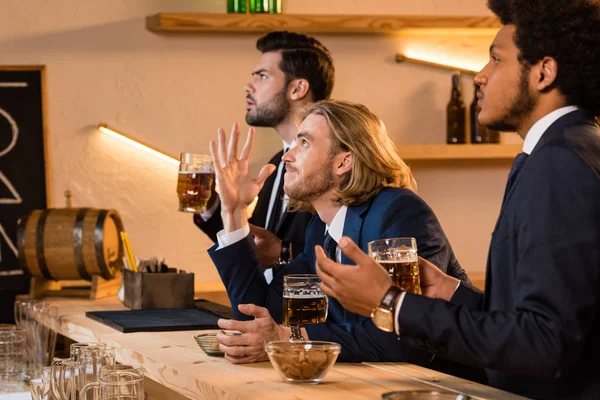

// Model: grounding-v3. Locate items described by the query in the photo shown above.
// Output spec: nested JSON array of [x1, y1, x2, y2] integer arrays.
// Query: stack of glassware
[[14, 300, 58, 384], [50, 342, 145, 400], [0, 324, 26, 393]]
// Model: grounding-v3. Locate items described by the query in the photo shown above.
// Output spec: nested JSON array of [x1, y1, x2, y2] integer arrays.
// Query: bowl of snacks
[[265, 341, 341, 384], [194, 333, 223, 357]]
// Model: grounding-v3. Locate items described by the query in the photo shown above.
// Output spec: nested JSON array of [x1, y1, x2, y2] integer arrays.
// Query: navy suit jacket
[[398, 110, 600, 399], [209, 188, 477, 370], [195, 150, 313, 260]]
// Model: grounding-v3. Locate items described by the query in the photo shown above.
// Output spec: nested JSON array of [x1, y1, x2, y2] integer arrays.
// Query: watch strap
[[379, 286, 403, 311]]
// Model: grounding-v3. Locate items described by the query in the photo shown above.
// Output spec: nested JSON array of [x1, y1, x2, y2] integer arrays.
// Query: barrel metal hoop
[[16, 210, 33, 276], [73, 208, 92, 280], [35, 210, 54, 280], [94, 210, 114, 280]]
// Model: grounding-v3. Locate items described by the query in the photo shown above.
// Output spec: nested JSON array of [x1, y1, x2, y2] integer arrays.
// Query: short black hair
[[488, 0, 600, 118], [256, 31, 335, 102]]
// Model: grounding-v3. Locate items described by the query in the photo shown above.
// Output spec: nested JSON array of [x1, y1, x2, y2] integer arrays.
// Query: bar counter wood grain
[[44, 296, 526, 400]]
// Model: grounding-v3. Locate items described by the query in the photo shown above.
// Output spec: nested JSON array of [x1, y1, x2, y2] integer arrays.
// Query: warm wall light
[[395, 53, 477, 75], [98, 123, 179, 166]]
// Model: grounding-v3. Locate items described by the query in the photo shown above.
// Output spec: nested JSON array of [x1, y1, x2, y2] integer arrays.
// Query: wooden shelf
[[146, 13, 500, 34], [397, 144, 521, 161]]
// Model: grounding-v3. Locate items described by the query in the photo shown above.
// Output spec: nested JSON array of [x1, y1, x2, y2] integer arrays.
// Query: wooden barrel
[[16, 208, 124, 281]]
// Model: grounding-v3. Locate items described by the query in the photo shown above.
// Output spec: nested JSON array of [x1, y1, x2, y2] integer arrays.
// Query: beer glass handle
[[80, 382, 99, 400], [59, 363, 77, 400], [50, 371, 61, 400], [50, 362, 63, 400]]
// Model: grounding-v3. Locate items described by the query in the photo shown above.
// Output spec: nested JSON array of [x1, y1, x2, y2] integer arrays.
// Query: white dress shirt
[[324, 206, 348, 263], [393, 105, 580, 335], [264, 139, 294, 232], [522, 106, 578, 155]]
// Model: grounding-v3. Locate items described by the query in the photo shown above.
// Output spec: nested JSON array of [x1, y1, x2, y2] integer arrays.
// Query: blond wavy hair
[[289, 99, 417, 212]]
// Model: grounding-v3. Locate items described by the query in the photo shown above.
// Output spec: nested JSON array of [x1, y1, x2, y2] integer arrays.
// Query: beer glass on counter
[[0, 327, 25, 393], [368, 238, 422, 295], [282, 275, 328, 342], [80, 364, 145, 400], [176, 153, 214, 213]]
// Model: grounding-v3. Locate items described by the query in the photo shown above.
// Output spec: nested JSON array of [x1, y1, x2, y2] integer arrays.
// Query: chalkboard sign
[[0, 66, 49, 278]]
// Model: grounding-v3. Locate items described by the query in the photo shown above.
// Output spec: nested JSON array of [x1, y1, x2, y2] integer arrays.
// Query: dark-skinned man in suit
[[316, 1, 600, 398]]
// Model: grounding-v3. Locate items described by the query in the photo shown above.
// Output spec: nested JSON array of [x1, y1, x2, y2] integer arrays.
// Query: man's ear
[[288, 78, 311, 101], [535, 56, 558, 91], [335, 152, 353, 176]]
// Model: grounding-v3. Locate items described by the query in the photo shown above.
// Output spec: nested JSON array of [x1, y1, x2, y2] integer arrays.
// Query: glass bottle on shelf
[[227, 0, 247, 13], [446, 73, 466, 144], [249, 0, 268, 13], [269, 0, 282, 13], [470, 84, 500, 144]]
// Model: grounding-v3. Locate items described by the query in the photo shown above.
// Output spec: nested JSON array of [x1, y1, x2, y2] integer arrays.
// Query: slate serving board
[[86, 308, 222, 333]]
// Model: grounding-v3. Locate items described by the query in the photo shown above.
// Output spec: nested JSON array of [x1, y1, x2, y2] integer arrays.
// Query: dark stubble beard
[[486, 64, 537, 132], [245, 87, 290, 127]]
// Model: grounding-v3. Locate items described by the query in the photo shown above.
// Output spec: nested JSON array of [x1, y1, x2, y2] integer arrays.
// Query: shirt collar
[[325, 205, 348, 244], [282, 139, 295, 152], [522, 106, 579, 155]]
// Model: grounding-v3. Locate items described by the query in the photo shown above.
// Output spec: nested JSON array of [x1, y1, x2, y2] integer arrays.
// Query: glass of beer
[[177, 153, 214, 213], [368, 238, 421, 295], [282, 274, 328, 342]]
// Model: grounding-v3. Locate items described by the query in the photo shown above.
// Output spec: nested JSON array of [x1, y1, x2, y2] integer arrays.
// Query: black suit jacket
[[398, 110, 600, 399], [194, 150, 313, 259], [209, 188, 485, 382]]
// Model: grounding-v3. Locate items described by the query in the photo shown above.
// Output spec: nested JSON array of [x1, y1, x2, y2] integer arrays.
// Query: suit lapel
[[341, 203, 369, 265], [493, 110, 589, 232], [338, 202, 369, 323], [493, 163, 527, 231], [251, 150, 283, 227]]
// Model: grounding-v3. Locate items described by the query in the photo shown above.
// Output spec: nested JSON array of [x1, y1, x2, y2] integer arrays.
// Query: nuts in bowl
[[265, 341, 341, 384]]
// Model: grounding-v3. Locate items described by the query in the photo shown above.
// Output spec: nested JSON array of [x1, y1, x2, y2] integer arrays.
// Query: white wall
[[0, 0, 517, 287]]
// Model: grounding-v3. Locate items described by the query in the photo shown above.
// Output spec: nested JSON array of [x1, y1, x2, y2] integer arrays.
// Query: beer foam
[[179, 169, 212, 174], [378, 257, 418, 263], [283, 294, 327, 299]]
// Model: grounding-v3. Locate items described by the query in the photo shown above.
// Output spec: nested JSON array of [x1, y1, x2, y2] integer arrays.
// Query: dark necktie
[[502, 152, 528, 204], [323, 232, 337, 261], [266, 148, 288, 233]]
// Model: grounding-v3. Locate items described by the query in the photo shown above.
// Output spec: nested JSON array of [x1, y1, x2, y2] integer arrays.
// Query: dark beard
[[486, 65, 537, 132], [245, 88, 290, 127]]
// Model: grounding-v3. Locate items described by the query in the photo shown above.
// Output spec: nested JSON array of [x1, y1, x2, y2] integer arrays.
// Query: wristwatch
[[371, 286, 403, 332]]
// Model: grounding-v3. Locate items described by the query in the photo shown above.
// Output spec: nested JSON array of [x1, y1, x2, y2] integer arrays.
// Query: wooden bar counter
[[44, 296, 526, 400]]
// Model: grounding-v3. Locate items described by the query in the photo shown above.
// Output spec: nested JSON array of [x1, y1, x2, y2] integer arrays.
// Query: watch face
[[372, 308, 394, 333]]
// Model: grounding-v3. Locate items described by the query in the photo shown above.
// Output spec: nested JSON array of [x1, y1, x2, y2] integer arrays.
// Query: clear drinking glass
[[0, 328, 26, 393], [72, 343, 116, 398], [29, 367, 51, 400], [14, 299, 40, 381], [26, 303, 58, 380], [14, 299, 39, 329], [177, 152, 214, 213], [57, 358, 80, 400], [282, 274, 328, 342], [368, 237, 421, 295], [98, 365, 144, 381], [50, 357, 69, 400], [382, 390, 471, 400], [80, 365, 145, 400]]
